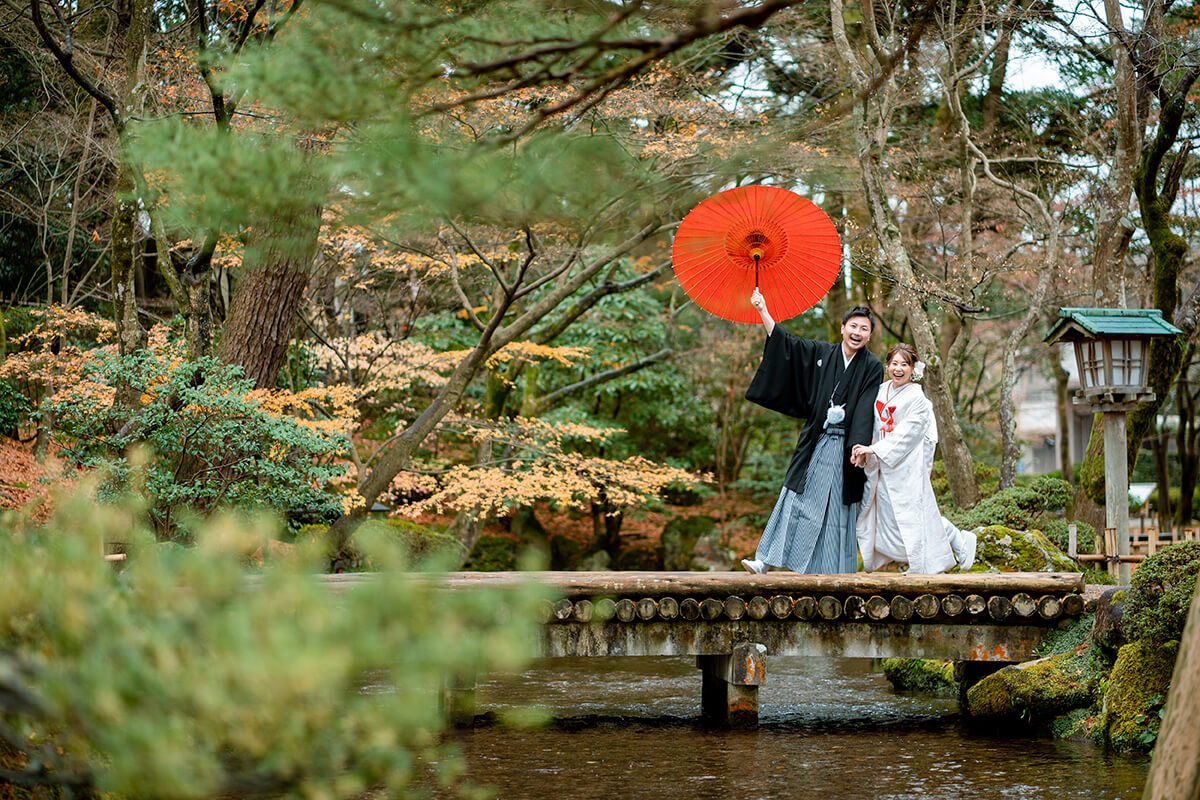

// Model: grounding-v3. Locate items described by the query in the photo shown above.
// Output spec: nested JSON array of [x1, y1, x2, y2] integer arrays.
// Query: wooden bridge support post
[[697, 642, 766, 729], [442, 673, 477, 727]]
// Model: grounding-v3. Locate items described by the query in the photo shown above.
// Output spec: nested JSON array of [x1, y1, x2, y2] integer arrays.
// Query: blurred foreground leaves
[[0, 487, 549, 799]]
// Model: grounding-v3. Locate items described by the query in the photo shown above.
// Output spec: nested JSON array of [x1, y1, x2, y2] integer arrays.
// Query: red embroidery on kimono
[[875, 400, 897, 436]]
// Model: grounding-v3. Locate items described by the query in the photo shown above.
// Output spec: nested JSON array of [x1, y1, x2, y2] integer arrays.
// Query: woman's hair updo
[[885, 343, 919, 366]]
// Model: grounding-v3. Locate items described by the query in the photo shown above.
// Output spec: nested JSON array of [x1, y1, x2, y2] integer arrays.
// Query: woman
[[850, 343, 976, 574]]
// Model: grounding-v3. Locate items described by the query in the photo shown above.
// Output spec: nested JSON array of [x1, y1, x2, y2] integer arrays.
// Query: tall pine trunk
[[217, 194, 321, 389]]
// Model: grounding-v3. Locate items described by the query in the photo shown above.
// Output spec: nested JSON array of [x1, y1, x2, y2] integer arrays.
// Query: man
[[740, 289, 884, 574]]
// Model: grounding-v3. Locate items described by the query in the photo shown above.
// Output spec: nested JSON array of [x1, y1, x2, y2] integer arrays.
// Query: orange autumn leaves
[[3, 306, 704, 520]]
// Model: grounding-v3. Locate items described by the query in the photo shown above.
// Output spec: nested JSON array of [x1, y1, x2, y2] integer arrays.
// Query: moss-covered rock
[[881, 658, 957, 696], [466, 534, 519, 571], [660, 515, 716, 570], [1098, 639, 1178, 752], [963, 525, 1080, 573], [1091, 588, 1128, 660], [966, 646, 1103, 724]]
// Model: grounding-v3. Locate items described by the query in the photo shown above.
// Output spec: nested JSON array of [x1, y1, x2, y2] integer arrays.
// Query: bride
[[850, 343, 976, 574]]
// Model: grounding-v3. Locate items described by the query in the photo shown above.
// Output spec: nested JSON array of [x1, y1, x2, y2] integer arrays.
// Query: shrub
[[0, 379, 29, 438], [1122, 541, 1200, 642], [45, 353, 347, 538], [951, 476, 1075, 534], [1041, 518, 1096, 555], [0, 489, 548, 798]]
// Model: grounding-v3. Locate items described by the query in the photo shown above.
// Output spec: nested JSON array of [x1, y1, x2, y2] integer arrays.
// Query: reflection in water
[[445, 657, 1148, 800]]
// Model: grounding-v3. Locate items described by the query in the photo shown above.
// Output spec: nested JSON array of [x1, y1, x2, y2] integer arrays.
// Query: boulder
[[1090, 588, 1128, 660], [690, 531, 736, 572], [1098, 639, 1178, 752], [965, 647, 1101, 724], [881, 658, 956, 696], [964, 525, 1080, 573], [660, 515, 716, 571]]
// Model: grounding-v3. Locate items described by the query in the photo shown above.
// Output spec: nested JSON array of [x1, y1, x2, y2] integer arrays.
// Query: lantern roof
[[1044, 307, 1182, 344]]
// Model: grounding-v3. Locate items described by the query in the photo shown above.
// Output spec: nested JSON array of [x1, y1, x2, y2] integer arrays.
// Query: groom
[[741, 289, 883, 574]]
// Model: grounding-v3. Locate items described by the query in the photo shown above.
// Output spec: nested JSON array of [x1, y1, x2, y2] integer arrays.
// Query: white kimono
[[855, 381, 960, 575]]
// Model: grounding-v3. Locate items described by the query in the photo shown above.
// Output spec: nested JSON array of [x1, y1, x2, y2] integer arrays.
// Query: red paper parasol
[[671, 185, 841, 324]]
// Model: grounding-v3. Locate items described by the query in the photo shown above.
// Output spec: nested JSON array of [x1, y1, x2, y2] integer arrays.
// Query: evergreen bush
[[0, 490, 548, 797], [1122, 541, 1200, 643]]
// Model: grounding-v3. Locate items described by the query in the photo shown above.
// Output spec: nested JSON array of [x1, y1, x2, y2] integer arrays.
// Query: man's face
[[841, 315, 872, 353]]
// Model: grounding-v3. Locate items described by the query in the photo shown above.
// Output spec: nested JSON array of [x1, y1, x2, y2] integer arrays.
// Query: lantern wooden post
[[1103, 410, 1131, 583]]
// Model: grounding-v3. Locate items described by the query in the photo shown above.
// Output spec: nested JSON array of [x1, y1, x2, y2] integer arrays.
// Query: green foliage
[[0, 379, 30, 436], [46, 353, 347, 536], [1040, 518, 1096, 556], [952, 476, 1074, 530], [1146, 486, 1200, 522], [1123, 541, 1200, 642], [933, 460, 1000, 508], [467, 535, 519, 571], [1033, 613, 1095, 657], [0, 490, 549, 798], [296, 520, 467, 570]]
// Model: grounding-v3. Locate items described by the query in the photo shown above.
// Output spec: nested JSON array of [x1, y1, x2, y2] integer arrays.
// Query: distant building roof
[[1044, 307, 1182, 343]]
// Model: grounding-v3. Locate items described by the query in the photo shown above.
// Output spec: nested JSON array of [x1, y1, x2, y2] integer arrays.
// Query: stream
[[444, 656, 1149, 799]]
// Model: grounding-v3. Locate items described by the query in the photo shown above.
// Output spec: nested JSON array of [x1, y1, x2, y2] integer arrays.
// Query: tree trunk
[[1052, 347, 1073, 486], [1152, 429, 1171, 535], [1175, 353, 1197, 527], [1089, 0, 1140, 308], [216, 202, 320, 388], [980, 22, 1012, 137], [830, 0, 979, 508]]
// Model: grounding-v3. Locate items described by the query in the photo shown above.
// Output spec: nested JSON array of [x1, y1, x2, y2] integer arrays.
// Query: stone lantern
[[1044, 307, 1182, 583]]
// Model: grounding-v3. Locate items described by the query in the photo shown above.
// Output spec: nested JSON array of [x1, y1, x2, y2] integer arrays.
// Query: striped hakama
[[754, 428, 858, 573]]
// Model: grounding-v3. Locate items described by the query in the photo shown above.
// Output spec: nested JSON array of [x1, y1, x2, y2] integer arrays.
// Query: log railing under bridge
[[324, 571, 1090, 727]]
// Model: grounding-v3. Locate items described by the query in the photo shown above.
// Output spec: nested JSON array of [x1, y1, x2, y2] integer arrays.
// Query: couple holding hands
[[739, 288, 976, 577]]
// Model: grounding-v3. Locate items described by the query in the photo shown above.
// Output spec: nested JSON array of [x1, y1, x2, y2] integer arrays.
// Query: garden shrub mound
[[949, 475, 1095, 556], [1122, 541, 1200, 642]]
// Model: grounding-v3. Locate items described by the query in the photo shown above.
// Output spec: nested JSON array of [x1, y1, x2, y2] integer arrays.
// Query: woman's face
[[887, 353, 914, 387]]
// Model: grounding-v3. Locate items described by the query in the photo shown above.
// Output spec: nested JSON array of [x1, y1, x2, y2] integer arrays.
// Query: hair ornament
[[913, 360, 926, 381]]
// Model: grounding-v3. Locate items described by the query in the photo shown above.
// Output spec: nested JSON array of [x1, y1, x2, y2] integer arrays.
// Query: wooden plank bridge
[[328, 570, 1090, 728]]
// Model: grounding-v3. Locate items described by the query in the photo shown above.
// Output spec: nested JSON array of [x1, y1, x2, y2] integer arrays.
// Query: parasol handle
[[753, 252, 761, 290]]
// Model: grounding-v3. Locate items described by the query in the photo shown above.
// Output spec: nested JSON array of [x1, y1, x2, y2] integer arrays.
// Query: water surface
[[446, 657, 1148, 799]]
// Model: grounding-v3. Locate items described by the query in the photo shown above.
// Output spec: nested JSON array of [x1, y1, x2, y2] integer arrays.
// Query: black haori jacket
[[745, 326, 884, 506]]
